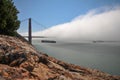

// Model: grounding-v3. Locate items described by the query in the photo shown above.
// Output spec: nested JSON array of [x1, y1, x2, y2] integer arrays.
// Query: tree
[[0, 0, 20, 36]]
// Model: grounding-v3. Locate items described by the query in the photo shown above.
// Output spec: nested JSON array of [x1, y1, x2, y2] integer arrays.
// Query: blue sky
[[13, 0, 120, 40], [13, 0, 120, 27]]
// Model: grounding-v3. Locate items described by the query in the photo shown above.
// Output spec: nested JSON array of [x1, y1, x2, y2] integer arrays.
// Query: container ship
[[41, 40, 56, 43]]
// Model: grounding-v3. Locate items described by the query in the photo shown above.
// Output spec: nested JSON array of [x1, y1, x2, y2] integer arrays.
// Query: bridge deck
[[23, 36, 47, 38]]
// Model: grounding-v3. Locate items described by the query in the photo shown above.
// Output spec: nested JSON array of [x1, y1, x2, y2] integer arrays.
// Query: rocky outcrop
[[0, 35, 120, 80]]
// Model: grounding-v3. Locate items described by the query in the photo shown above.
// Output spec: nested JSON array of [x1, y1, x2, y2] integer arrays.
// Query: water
[[33, 39, 120, 75]]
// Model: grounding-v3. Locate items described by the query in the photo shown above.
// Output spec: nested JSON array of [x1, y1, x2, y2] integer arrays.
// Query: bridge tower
[[28, 18, 32, 44]]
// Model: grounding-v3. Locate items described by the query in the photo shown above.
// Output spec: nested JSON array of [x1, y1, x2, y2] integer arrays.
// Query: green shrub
[[0, 0, 20, 36]]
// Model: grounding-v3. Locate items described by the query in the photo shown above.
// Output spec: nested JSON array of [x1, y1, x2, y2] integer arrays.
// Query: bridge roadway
[[23, 36, 47, 38]]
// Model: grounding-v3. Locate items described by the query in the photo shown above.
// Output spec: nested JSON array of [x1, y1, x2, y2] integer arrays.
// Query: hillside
[[0, 35, 119, 80]]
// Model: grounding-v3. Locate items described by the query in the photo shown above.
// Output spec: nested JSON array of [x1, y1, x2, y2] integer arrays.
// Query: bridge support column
[[28, 18, 32, 44]]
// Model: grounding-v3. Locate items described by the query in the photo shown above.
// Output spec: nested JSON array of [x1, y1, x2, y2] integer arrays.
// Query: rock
[[0, 35, 120, 80]]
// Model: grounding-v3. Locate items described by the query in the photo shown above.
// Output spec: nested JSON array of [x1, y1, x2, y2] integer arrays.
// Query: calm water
[[33, 40, 120, 75]]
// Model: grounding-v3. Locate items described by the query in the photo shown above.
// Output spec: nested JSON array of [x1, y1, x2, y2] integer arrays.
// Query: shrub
[[0, 0, 20, 36]]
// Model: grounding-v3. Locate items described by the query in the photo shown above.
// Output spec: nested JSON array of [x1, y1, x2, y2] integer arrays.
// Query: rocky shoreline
[[0, 35, 120, 80]]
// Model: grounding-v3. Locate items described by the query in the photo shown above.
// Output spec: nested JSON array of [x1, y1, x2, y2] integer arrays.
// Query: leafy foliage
[[0, 0, 20, 36]]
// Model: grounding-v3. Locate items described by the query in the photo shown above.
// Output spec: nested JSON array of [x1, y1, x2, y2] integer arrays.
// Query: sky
[[13, 0, 120, 41]]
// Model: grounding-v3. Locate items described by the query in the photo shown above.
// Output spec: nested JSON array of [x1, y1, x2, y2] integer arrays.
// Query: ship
[[93, 40, 104, 43], [41, 40, 56, 43]]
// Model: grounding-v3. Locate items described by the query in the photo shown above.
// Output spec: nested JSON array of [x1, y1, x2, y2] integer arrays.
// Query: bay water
[[33, 39, 120, 75]]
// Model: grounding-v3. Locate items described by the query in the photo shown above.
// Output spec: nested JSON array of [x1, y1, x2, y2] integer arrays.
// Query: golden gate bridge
[[19, 18, 49, 44]]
